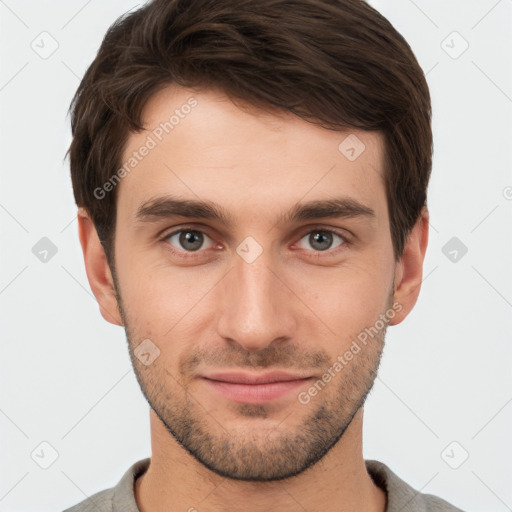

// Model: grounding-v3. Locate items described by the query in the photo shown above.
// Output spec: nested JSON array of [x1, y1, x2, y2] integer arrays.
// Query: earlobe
[[77, 208, 124, 326], [389, 207, 429, 326]]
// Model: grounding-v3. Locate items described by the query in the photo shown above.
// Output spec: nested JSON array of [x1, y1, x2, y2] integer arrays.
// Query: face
[[110, 85, 398, 481]]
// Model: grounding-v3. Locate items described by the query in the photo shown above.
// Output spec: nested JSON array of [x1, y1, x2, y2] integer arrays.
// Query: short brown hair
[[67, 0, 432, 265]]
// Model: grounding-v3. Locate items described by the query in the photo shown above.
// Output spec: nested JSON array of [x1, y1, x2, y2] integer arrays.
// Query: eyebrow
[[134, 195, 376, 228]]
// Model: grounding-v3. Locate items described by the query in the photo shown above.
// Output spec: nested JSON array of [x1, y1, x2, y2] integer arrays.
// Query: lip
[[201, 371, 312, 404], [203, 371, 310, 384]]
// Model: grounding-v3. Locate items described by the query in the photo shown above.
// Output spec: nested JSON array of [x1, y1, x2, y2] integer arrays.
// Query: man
[[64, 0, 463, 510]]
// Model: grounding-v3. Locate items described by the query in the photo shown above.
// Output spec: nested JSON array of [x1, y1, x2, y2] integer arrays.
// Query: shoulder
[[63, 487, 114, 512], [62, 458, 151, 512], [365, 459, 465, 512]]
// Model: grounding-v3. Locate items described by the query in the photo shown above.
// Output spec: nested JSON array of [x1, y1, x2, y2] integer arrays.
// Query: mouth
[[201, 371, 313, 404]]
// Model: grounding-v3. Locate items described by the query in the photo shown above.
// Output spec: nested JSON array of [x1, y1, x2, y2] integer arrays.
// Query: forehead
[[116, 84, 387, 228]]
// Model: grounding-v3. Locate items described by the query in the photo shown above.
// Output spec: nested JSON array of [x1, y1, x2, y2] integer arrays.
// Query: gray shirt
[[63, 458, 464, 511]]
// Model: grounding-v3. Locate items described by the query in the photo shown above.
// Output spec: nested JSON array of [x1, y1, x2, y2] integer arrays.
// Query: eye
[[165, 229, 216, 253], [161, 226, 348, 260], [296, 229, 346, 252]]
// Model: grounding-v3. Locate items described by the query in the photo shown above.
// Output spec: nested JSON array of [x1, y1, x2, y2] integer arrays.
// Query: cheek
[[310, 259, 393, 339], [117, 255, 219, 341]]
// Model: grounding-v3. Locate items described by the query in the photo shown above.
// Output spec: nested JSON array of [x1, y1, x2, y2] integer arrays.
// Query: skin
[[78, 84, 429, 512]]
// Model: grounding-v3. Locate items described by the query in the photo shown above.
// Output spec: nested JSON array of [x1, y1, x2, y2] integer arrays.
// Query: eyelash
[[159, 225, 351, 260]]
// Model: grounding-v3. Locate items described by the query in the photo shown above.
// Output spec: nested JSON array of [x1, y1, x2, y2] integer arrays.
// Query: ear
[[389, 207, 429, 326], [77, 208, 123, 326]]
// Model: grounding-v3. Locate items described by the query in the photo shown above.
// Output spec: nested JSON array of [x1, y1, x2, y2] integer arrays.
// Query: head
[[69, 0, 431, 481]]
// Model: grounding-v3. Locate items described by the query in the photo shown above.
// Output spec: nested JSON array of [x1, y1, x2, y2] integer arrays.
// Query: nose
[[216, 250, 298, 352]]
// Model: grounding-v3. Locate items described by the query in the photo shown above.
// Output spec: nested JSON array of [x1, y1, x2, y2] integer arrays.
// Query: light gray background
[[1, 1, 511, 511]]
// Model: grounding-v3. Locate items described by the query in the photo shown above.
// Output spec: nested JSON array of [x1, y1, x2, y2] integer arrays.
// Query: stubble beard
[[113, 271, 388, 482]]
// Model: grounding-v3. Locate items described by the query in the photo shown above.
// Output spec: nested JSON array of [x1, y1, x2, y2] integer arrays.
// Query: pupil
[[180, 231, 203, 251], [311, 231, 332, 251]]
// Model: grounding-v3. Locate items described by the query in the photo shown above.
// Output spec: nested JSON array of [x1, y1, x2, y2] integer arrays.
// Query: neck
[[135, 407, 386, 512]]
